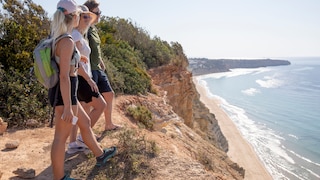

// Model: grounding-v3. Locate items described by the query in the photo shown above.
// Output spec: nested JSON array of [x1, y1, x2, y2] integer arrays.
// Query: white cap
[[57, 0, 81, 14]]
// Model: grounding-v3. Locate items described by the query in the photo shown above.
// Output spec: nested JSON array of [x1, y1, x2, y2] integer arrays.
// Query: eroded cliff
[[149, 64, 228, 152]]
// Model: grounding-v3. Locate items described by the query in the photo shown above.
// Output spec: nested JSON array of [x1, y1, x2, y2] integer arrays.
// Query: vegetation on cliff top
[[0, 0, 188, 127]]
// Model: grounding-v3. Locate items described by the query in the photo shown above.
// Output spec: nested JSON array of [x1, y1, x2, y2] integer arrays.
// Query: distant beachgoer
[[84, 0, 122, 131], [67, 4, 107, 154], [49, 0, 116, 179]]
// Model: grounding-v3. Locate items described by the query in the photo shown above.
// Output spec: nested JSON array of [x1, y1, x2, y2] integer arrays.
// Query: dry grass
[[70, 129, 159, 180]]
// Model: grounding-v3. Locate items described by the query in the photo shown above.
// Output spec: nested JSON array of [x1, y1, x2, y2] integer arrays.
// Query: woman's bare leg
[[68, 101, 91, 144], [77, 102, 103, 156], [51, 106, 73, 180], [88, 95, 106, 127], [102, 91, 120, 130]]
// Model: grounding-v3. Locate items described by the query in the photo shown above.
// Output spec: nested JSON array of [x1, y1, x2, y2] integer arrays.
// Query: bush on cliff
[[0, 0, 51, 127], [0, 66, 49, 127]]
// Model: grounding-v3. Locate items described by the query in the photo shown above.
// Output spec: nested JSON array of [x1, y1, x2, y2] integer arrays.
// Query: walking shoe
[[96, 146, 117, 167], [76, 135, 88, 148], [76, 133, 99, 147], [62, 174, 75, 180], [67, 142, 86, 154]]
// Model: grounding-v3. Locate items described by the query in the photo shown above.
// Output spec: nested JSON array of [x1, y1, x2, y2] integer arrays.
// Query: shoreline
[[193, 77, 272, 180]]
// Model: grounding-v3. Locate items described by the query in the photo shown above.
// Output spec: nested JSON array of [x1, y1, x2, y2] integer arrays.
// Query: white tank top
[[71, 29, 92, 77]]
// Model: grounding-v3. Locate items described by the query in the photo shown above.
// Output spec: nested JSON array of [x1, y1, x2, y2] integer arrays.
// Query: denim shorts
[[49, 76, 78, 106], [77, 76, 100, 103], [92, 70, 113, 93]]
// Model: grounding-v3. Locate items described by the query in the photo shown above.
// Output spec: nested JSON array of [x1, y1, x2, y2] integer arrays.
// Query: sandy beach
[[193, 77, 273, 180]]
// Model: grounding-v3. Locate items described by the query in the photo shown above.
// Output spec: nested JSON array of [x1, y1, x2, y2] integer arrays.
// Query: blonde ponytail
[[51, 10, 74, 39]]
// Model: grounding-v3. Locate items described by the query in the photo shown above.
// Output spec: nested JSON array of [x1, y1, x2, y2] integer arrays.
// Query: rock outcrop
[[116, 92, 245, 179], [149, 64, 228, 152], [5, 140, 20, 149], [12, 168, 36, 179]]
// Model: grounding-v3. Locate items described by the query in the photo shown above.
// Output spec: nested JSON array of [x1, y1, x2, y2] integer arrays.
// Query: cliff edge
[[0, 64, 245, 179]]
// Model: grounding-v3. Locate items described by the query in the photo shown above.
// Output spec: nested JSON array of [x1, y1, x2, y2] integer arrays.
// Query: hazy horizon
[[30, 0, 320, 59]]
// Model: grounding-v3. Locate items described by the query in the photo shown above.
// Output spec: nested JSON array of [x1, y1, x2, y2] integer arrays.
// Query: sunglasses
[[82, 15, 91, 19], [93, 10, 101, 16]]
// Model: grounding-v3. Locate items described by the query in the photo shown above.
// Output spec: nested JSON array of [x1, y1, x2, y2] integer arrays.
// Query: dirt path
[[0, 113, 118, 179]]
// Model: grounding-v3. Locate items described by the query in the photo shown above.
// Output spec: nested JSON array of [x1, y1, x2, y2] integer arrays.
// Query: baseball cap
[[57, 0, 82, 15]]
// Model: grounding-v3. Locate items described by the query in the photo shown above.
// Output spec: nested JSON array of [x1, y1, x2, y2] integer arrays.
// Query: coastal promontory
[[189, 58, 291, 76]]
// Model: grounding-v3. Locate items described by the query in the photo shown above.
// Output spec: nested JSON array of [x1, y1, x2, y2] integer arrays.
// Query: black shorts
[[92, 70, 113, 93], [77, 76, 100, 103], [49, 76, 78, 106]]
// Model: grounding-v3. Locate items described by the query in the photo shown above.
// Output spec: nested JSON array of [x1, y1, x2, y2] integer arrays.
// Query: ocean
[[196, 57, 320, 180]]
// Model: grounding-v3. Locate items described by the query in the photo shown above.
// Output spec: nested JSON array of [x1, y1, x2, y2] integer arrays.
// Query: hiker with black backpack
[[49, 0, 116, 179]]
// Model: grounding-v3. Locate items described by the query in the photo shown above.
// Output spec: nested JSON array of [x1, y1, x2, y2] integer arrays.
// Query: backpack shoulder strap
[[52, 34, 73, 57], [55, 34, 72, 42]]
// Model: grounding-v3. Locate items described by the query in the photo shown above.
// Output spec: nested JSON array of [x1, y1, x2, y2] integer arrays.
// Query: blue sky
[[32, 0, 320, 59]]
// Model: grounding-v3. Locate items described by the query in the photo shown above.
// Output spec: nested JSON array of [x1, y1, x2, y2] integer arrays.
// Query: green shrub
[[127, 105, 153, 130], [102, 41, 152, 95], [0, 66, 49, 127], [0, 0, 51, 127]]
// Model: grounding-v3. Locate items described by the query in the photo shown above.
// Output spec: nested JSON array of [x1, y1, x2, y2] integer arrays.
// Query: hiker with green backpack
[[46, 0, 116, 179]]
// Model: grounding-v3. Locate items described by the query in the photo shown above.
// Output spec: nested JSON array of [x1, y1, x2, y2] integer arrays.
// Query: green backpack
[[33, 34, 72, 127]]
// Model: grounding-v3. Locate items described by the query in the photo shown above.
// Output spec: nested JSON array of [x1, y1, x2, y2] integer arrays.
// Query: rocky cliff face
[[116, 94, 245, 179], [148, 65, 228, 152]]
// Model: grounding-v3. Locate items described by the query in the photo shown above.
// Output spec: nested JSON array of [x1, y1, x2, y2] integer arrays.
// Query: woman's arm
[[56, 37, 75, 123], [78, 63, 99, 92], [99, 58, 106, 71]]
